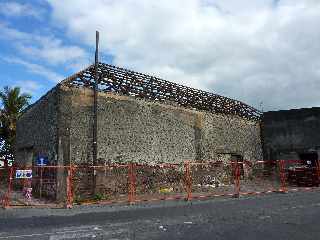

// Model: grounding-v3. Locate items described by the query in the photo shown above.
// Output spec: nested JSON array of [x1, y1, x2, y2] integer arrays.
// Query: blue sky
[[0, 0, 114, 102], [0, 0, 99, 101], [0, 0, 320, 110]]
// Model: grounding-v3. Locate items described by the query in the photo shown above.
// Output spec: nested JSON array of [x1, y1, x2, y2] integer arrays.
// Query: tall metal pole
[[93, 31, 99, 166]]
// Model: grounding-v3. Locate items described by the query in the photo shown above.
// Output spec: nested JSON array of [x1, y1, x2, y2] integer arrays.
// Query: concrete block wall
[[263, 108, 320, 160]]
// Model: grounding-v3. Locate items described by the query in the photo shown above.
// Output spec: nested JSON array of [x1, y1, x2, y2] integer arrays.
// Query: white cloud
[[0, 2, 44, 19], [0, 23, 90, 71], [17, 38, 88, 66], [0, 22, 30, 40], [4, 57, 64, 83], [14, 80, 42, 94], [47, 0, 320, 110]]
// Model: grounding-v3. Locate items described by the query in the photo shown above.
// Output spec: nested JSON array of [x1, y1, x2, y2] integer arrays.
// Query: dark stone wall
[[68, 88, 196, 164], [15, 85, 263, 201], [15, 88, 59, 166], [56, 85, 73, 166], [16, 85, 263, 165], [200, 113, 262, 162], [66, 87, 95, 165], [15, 86, 71, 201], [263, 107, 320, 160], [65, 87, 262, 164]]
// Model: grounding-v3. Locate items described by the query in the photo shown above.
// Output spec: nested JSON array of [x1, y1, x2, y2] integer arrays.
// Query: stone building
[[15, 63, 263, 167], [263, 107, 320, 163]]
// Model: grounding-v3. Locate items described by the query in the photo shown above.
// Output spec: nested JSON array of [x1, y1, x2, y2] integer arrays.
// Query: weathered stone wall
[[16, 85, 263, 165], [15, 88, 59, 166], [15, 86, 72, 201], [200, 113, 263, 162], [67, 87, 196, 164], [65, 87, 262, 164], [15, 86, 263, 201], [263, 108, 320, 160], [66, 87, 95, 165]]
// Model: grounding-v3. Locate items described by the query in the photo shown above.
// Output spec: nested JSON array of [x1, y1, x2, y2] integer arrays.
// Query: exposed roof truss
[[62, 63, 262, 121]]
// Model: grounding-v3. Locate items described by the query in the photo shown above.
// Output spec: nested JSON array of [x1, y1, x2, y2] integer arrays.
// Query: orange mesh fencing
[[280, 160, 320, 192], [1, 160, 319, 208], [187, 161, 237, 200], [71, 164, 129, 205], [0, 168, 8, 207], [238, 161, 282, 196], [2, 166, 67, 208], [134, 163, 186, 202]]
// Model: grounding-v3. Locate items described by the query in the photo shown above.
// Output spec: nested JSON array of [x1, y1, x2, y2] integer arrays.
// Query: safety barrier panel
[[1, 160, 320, 208], [134, 163, 185, 202], [2, 166, 69, 208], [0, 168, 8, 206], [239, 161, 282, 196], [280, 160, 320, 192], [72, 164, 129, 205], [186, 161, 238, 200]]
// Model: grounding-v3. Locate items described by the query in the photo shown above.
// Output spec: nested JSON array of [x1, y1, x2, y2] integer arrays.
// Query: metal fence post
[[233, 161, 240, 198], [3, 167, 13, 209], [66, 166, 74, 209], [316, 160, 320, 187], [184, 162, 192, 201], [40, 166, 43, 199], [278, 160, 287, 193], [128, 163, 136, 204]]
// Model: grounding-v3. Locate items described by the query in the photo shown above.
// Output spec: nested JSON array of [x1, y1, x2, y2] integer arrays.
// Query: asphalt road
[[0, 191, 320, 239]]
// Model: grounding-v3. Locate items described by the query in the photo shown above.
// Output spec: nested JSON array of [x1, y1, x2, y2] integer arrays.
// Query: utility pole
[[259, 101, 264, 113], [93, 31, 99, 166]]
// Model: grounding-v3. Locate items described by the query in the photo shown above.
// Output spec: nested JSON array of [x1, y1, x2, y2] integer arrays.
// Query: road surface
[[0, 191, 320, 239]]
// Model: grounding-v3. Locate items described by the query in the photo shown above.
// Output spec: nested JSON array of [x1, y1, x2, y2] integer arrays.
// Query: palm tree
[[0, 86, 31, 159]]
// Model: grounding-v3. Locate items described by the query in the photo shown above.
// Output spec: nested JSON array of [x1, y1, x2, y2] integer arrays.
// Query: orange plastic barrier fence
[[0, 168, 8, 207], [187, 161, 238, 200], [239, 161, 282, 196], [134, 163, 185, 202], [71, 164, 129, 205], [1, 160, 320, 208], [280, 160, 320, 192], [2, 166, 68, 208]]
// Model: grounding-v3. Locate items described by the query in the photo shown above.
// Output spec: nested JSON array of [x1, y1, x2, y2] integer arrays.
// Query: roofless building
[[15, 63, 263, 169]]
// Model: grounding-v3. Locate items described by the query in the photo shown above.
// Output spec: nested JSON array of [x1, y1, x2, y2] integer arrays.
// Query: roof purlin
[[62, 63, 262, 121]]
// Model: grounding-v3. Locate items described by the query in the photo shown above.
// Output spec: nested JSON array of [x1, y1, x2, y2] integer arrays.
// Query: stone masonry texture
[[15, 85, 263, 201], [15, 88, 59, 166], [16, 85, 263, 166]]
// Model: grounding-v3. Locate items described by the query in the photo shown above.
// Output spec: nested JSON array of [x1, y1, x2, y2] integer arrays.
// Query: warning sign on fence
[[15, 170, 32, 179]]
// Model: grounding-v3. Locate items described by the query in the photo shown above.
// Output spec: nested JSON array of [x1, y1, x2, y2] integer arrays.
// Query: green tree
[[0, 86, 31, 160]]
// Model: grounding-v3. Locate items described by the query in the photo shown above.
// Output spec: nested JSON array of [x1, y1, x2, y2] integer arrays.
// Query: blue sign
[[36, 156, 48, 166], [16, 170, 32, 179]]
